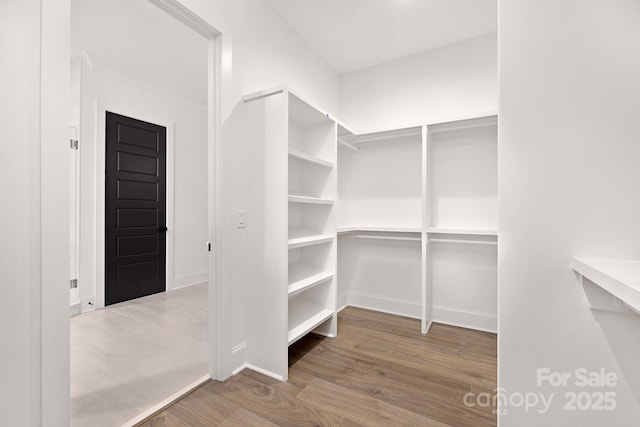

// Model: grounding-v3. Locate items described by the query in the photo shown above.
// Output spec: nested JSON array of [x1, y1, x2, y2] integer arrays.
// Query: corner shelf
[[571, 257, 640, 313], [288, 194, 334, 205], [288, 262, 333, 298], [288, 147, 334, 168]]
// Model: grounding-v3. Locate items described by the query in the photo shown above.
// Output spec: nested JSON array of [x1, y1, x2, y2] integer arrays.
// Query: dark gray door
[[105, 111, 166, 305]]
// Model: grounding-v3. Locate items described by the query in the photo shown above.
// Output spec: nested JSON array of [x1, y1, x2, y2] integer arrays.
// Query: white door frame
[[134, 0, 231, 382]]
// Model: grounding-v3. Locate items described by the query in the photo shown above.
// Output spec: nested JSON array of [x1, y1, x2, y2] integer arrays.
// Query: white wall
[[1, 0, 70, 424], [0, 2, 40, 423], [339, 32, 497, 132], [180, 0, 340, 117], [500, 0, 640, 424], [176, 0, 341, 369], [77, 58, 208, 308]]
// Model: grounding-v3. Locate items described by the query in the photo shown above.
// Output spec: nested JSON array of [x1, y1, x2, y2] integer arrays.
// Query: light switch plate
[[237, 210, 246, 228]]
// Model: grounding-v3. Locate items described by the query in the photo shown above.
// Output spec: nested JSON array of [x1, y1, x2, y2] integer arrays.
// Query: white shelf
[[341, 126, 422, 145], [425, 227, 498, 236], [288, 307, 333, 345], [288, 262, 333, 297], [571, 257, 640, 313], [288, 228, 333, 249], [427, 115, 498, 133], [338, 226, 422, 234], [289, 92, 333, 127], [288, 147, 334, 168], [288, 194, 334, 205]]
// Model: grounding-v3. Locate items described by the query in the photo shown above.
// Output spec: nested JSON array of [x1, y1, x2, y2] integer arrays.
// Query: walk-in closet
[[238, 86, 498, 380]]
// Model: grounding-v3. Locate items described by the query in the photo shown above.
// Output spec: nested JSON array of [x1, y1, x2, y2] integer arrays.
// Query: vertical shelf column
[[421, 124, 432, 334], [423, 115, 499, 333], [286, 92, 338, 351]]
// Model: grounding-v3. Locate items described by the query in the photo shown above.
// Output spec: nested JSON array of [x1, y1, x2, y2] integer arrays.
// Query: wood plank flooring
[[139, 307, 497, 426]]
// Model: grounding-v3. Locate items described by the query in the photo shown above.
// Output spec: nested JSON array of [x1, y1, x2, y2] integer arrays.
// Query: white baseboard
[[173, 272, 208, 290], [337, 294, 349, 311], [347, 292, 421, 319], [231, 352, 284, 381], [231, 359, 285, 382], [422, 319, 433, 334], [339, 297, 496, 334], [232, 363, 248, 376], [231, 342, 246, 375], [432, 305, 497, 333], [80, 296, 96, 313], [244, 364, 285, 381]]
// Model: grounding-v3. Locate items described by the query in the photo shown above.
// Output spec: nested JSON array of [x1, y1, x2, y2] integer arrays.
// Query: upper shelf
[[427, 115, 498, 134], [571, 257, 640, 313], [338, 226, 422, 234], [338, 126, 422, 147], [425, 227, 498, 236], [289, 92, 333, 127], [288, 147, 334, 168]]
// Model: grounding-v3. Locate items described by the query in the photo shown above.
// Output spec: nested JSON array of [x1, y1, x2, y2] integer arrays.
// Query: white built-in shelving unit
[[287, 92, 337, 349], [240, 84, 497, 381], [337, 114, 498, 334], [424, 115, 498, 333], [241, 87, 337, 381]]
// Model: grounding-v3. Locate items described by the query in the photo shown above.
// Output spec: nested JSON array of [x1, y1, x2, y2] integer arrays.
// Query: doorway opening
[[69, 0, 223, 424]]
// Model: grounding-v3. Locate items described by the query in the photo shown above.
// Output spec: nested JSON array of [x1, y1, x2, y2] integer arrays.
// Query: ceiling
[[71, 0, 209, 106], [264, 0, 498, 73], [71, 0, 497, 103]]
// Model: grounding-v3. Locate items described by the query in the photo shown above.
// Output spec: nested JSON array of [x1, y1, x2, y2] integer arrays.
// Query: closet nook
[[240, 86, 497, 380]]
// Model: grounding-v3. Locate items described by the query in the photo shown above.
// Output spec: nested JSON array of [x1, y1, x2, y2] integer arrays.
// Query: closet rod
[[342, 234, 421, 242], [337, 138, 359, 152], [428, 118, 497, 134], [429, 238, 497, 245]]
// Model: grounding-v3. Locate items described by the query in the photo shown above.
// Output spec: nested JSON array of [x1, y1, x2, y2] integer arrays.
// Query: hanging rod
[[337, 138, 359, 152], [429, 238, 497, 246], [428, 115, 497, 134], [349, 127, 422, 143]]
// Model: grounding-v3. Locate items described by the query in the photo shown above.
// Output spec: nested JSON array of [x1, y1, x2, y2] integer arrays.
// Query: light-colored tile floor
[[71, 283, 209, 427]]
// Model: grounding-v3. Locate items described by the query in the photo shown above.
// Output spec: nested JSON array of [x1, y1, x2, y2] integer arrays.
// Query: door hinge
[[70, 279, 78, 289], [70, 139, 78, 150]]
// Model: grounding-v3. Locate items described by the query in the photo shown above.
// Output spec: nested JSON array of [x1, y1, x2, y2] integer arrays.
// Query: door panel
[[117, 152, 158, 175], [117, 180, 158, 201], [116, 235, 158, 257], [106, 111, 166, 305], [117, 208, 158, 228]]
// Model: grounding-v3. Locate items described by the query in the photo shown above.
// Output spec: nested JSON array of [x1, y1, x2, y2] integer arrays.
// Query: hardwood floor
[[138, 307, 497, 426]]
